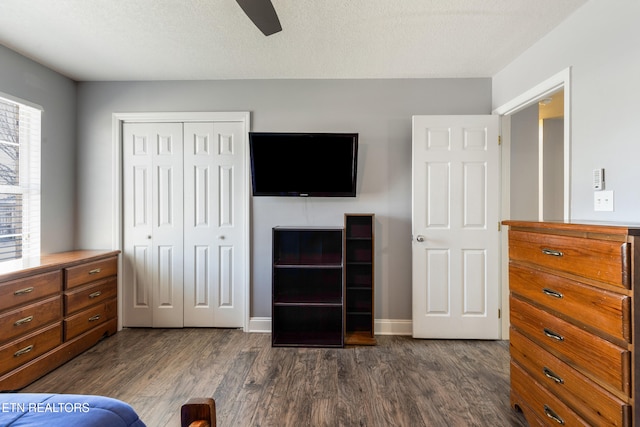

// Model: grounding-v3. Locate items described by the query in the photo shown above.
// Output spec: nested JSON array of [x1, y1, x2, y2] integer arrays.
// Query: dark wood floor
[[22, 328, 526, 426]]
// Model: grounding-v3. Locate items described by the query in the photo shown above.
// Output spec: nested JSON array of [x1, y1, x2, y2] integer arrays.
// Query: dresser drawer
[[64, 277, 117, 315], [0, 271, 62, 312], [511, 328, 629, 426], [0, 322, 62, 376], [508, 230, 629, 288], [511, 361, 590, 426], [0, 296, 62, 344], [64, 300, 116, 340], [65, 256, 118, 289], [510, 296, 630, 394], [510, 264, 630, 342]]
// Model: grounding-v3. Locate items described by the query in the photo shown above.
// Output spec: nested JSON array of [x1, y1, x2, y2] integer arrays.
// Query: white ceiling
[[0, 0, 587, 82]]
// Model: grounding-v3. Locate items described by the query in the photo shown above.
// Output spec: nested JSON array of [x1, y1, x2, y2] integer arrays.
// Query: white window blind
[[0, 95, 41, 267]]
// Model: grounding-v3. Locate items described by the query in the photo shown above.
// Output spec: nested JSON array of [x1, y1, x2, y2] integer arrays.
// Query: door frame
[[493, 67, 572, 221], [111, 111, 251, 332], [493, 67, 571, 338]]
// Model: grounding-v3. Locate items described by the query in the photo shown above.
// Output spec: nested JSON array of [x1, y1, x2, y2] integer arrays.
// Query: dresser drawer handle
[[542, 248, 564, 257], [14, 316, 34, 327], [543, 328, 564, 341], [542, 288, 563, 299], [544, 404, 565, 425], [88, 314, 101, 322], [543, 367, 564, 384], [14, 287, 35, 296], [88, 268, 102, 275], [89, 291, 102, 299], [14, 345, 34, 358]]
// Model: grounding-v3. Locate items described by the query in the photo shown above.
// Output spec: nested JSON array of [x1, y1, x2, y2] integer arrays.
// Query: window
[[0, 95, 41, 266]]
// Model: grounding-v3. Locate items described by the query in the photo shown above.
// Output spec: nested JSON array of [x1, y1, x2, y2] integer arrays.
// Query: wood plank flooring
[[21, 328, 526, 426]]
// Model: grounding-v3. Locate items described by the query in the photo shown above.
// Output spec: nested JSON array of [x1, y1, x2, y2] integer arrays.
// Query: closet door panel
[[151, 124, 184, 327], [183, 122, 244, 327], [212, 122, 245, 327], [123, 122, 184, 327], [183, 123, 215, 326], [123, 123, 154, 327]]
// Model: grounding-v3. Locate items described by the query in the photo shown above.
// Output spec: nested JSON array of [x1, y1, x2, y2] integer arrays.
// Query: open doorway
[[494, 67, 572, 223], [510, 89, 564, 220]]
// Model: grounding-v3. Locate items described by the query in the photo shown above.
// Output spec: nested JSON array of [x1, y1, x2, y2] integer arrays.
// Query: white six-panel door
[[122, 120, 245, 328], [183, 122, 245, 327], [412, 115, 500, 339], [123, 122, 184, 327]]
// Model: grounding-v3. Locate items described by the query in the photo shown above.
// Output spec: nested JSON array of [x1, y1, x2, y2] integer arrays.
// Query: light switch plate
[[594, 190, 614, 211]]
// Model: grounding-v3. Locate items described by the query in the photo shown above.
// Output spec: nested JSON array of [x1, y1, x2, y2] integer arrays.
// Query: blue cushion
[[0, 393, 146, 427]]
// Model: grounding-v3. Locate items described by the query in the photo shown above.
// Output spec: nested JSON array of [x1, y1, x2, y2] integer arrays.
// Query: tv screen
[[249, 132, 358, 197]]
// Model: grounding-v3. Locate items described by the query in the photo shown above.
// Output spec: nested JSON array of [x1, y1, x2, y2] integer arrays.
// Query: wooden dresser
[[503, 221, 640, 426], [0, 250, 119, 391]]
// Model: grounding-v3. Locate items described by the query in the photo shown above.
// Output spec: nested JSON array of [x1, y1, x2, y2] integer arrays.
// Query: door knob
[[416, 235, 425, 242]]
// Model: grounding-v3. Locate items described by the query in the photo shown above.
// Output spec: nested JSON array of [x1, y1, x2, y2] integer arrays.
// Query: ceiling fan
[[236, 0, 282, 36]]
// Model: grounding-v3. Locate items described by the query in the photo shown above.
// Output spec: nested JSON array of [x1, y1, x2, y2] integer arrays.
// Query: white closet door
[[123, 122, 184, 327], [183, 122, 245, 327]]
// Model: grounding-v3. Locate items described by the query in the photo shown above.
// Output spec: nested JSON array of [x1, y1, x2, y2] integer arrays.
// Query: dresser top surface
[[0, 250, 120, 282], [502, 220, 640, 236]]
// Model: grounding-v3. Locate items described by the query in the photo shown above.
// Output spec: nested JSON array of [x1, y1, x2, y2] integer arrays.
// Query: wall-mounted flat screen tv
[[249, 132, 358, 197]]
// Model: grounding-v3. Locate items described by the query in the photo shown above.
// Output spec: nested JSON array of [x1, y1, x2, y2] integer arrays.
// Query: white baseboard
[[374, 318, 413, 336], [247, 317, 412, 336], [247, 317, 272, 333]]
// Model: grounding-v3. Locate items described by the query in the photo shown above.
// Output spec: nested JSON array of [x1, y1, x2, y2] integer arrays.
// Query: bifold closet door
[[123, 120, 246, 328], [183, 122, 245, 327], [123, 122, 185, 327]]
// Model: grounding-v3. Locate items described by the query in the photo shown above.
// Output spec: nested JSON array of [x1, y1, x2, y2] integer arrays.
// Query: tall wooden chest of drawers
[[0, 250, 119, 391], [503, 221, 640, 426]]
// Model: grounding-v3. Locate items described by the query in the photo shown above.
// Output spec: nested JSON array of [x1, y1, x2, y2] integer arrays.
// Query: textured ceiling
[[0, 0, 587, 81]]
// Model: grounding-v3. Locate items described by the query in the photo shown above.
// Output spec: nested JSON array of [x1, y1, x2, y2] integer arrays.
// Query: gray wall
[[493, 0, 640, 222], [543, 118, 564, 221], [0, 45, 77, 253], [510, 104, 539, 220], [75, 79, 491, 319]]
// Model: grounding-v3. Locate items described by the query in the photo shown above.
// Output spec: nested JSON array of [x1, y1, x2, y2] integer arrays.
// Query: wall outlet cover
[[594, 190, 614, 212]]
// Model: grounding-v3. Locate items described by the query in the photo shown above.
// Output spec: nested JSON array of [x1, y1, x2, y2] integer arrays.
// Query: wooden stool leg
[[181, 398, 216, 427]]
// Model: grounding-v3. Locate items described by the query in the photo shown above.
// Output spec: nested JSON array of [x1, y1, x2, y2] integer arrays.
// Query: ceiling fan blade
[[236, 0, 282, 36]]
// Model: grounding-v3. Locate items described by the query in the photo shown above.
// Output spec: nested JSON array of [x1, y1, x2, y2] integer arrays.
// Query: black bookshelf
[[272, 227, 344, 347], [344, 214, 376, 345]]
